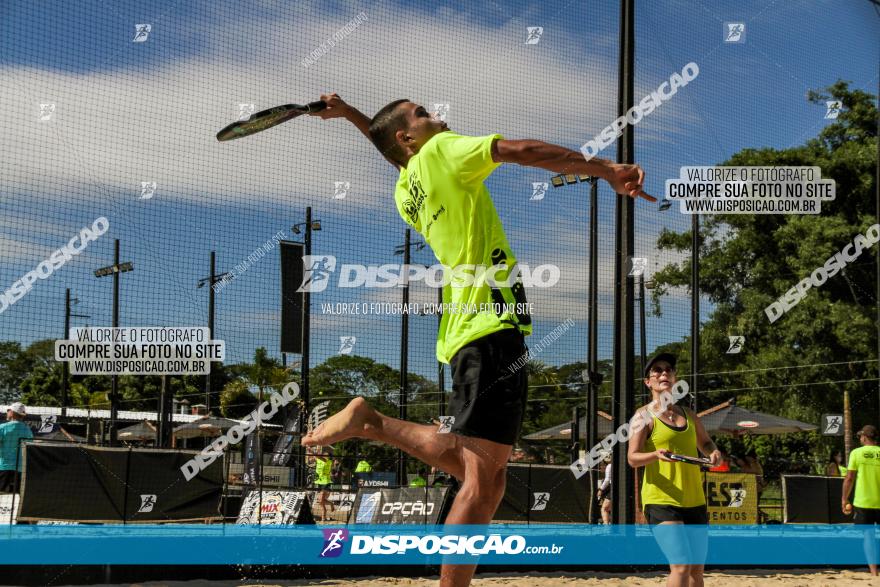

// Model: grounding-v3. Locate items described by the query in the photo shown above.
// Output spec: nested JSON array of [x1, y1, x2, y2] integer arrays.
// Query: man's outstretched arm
[[492, 139, 655, 201], [310, 93, 401, 170]]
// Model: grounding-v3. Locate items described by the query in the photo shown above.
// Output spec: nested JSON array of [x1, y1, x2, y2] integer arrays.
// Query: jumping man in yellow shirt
[[302, 93, 654, 587]]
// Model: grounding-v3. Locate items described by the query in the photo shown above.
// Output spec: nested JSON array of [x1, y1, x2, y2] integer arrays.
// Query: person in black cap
[[628, 352, 720, 587], [843, 424, 880, 576]]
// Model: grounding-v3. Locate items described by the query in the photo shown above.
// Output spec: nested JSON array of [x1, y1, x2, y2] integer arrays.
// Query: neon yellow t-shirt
[[393, 132, 533, 364], [847, 446, 880, 509], [314, 457, 332, 485]]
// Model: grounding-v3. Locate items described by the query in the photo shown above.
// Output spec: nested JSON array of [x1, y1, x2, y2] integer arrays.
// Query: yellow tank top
[[641, 408, 706, 508]]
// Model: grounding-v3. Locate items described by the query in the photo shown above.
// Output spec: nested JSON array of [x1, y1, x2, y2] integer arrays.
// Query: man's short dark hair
[[369, 99, 410, 166]]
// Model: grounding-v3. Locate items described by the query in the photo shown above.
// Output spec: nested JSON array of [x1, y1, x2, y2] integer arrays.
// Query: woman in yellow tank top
[[628, 353, 721, 587]]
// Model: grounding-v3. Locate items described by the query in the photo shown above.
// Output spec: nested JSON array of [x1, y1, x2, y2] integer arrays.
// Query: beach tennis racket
[[216, 101, 326, 141], [666, 452, 712, 470]]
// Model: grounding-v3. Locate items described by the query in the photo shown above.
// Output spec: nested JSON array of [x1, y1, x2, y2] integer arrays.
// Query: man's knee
[[459, 464, 506, 503]]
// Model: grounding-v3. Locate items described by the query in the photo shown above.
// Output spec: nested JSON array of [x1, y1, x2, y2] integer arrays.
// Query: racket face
[[216, 104, 307, 141], [668, 453, 710, 466]]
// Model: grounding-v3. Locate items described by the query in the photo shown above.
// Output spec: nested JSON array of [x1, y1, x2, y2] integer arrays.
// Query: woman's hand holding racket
[[656, 449, 676, 463], [663, 451, 713, 471]]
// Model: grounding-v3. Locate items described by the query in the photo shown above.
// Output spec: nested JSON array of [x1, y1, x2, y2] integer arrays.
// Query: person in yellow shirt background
[[842, 425, 880, 577], [409, 468, 427, 487], [354, 459, 372, 474], [307, 446, 335, 522]]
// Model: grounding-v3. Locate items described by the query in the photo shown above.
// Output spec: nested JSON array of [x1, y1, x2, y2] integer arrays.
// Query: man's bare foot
[[301, 397, 380, 446]]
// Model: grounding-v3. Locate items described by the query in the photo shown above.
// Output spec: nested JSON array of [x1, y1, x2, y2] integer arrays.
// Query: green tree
[[11, 339, 62, 404], [248, 347, 289, 399], [19, 365, 62, 406], [308, 354, 439, 468], [219, 379, 259, 419], [649, 81, 877, 461], [0, 342, 29, 399]]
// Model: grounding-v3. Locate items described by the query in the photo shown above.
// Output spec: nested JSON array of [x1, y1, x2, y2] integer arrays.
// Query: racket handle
[[306, 100, 327, 112]]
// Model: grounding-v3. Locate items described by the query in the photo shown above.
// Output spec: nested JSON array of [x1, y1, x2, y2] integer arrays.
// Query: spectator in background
[[0, 403, 33, 494], [353, 458, 372, 486], [736, 449, 766, 495], [307, 446, 335, 522], [355, 458, 372, 474], [597, 454, 613, 525], [331, 459, 343, 484], [825, 450, 846, 477], [410, 468, 428, 487], [842, 425, 880, 577], [430, 466, 450, 486], [709, 449, 731, 473]]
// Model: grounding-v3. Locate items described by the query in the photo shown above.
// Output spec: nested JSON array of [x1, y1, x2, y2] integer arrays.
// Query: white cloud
[[0, 4, 626, 216]]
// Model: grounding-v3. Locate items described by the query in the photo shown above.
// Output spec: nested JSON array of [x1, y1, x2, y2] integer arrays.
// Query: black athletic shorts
[[644, 504, 709, 525], [853, 506, 880, 524], [447, 328, 528, 446]]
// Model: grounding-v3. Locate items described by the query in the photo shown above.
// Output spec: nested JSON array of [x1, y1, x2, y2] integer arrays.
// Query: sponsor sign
[[328, 491, 356, 512], [236, 490, 314, 525], [355, 491, 380, 524], [704, 472, 758, 524], [357, 471, 397, 487], [0, 494, 18, 524], [350, 487, 449, 525], [227, 464, 292, 486]]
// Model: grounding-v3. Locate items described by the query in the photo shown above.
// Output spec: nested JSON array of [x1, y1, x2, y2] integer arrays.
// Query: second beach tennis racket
[[666, 452, 712, 470]]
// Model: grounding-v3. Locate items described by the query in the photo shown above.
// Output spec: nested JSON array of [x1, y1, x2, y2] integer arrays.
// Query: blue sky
[[0, 0, 877, 388]]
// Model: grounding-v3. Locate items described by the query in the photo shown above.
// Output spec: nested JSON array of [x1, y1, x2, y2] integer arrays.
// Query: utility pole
[[62, 289, 89, 413], [197, 252, 229, 413], [94, 239, 133, 446], [399, 229, 412, 486], [587, 177, 601, 524], [691, 214, 700, 411], [550, 173, 599, 522], [844, 389, 853, 458], [291, 208, 322, 486], [611, 0, 636, 526], [393, 230, 426, 486], [158, 375, 173, 448], [638, 275, 648, 405]]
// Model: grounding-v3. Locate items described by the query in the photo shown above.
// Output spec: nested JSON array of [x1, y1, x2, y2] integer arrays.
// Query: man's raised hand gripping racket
[[216, 101, 326, 141]]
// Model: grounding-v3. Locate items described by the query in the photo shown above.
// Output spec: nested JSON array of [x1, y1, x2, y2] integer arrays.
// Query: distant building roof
[[2, 405, 283, 429], [4, 405, 217, 424]]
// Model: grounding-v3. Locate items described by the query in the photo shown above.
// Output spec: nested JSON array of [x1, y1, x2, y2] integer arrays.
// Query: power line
[[597, 376, 880, 400]]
